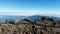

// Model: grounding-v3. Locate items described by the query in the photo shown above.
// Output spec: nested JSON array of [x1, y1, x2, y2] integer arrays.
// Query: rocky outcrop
[[6, 19, 16, 25], [0, 17, 60, 34]]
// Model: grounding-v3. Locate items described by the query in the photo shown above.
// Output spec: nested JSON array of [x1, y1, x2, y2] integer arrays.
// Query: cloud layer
[[0, 9, 60, 17]]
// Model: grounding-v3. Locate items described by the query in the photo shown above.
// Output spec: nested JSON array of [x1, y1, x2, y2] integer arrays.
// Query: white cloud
[[0, 12, 37, 16], [0, 8, 60, 17], [0, 8, 37, 16]]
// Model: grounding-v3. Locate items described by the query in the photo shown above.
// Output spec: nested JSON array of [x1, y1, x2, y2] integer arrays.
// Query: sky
[[0, 0, 60, 17]]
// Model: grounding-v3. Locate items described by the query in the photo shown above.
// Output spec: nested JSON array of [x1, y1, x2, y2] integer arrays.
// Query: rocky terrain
[[0, 17, 60, 34]]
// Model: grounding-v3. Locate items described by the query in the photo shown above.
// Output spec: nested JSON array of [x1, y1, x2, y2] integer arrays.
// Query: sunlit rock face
[[0, 17, 60, 34]]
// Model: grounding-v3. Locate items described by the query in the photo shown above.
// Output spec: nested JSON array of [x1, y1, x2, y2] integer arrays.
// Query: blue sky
[[0, 0, 60, 16]]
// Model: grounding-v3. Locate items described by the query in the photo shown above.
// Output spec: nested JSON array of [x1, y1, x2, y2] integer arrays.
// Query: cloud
[[37, 10, 60, 17], [0, 9, 37, 16], [0, 12, 37, 16], [0, 9, 60, 17]]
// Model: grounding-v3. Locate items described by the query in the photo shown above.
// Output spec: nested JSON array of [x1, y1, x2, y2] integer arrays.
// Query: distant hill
[[0, 15, 60, 23], [28, 15, 60, 23], [52, 17, 60, 22], [0, 15, 25, 23], [27, 15, 43, 20]]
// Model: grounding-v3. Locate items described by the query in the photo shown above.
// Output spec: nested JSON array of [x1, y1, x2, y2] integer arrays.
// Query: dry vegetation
[[0, 17, 60, 34]]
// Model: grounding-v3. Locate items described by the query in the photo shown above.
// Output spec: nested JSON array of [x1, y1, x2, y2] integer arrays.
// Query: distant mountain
[[45, 16, 60, 22], [52, 17, 60, 22], [0, 15, 25, 23], [28, 15, 60, 23], [0, 15, 60, 23], [27, 15, 43, 20]]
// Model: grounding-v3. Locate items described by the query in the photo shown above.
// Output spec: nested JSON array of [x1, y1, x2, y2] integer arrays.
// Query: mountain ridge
[[0, 15, 60, 23]]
